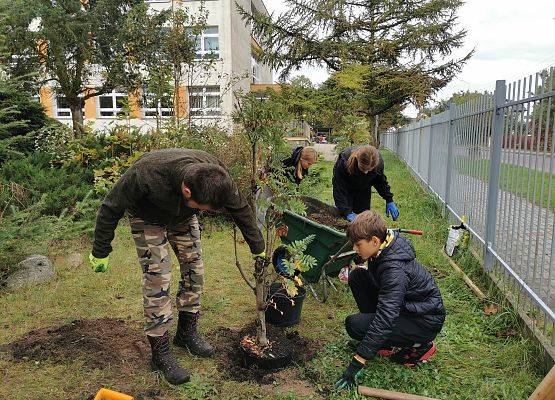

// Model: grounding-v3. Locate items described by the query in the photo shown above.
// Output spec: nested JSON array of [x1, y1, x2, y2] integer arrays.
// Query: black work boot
[[173, 311, 215, 358], [148, 332, 190, 385]]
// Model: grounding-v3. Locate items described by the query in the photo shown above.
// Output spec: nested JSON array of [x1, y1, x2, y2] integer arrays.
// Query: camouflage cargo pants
[[130, 215, 204, 337]]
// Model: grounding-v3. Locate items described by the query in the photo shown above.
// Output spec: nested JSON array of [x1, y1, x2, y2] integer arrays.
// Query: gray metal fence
[[381, 67, 555, 349]]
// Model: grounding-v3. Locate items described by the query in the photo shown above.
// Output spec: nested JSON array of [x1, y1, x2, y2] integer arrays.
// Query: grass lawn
[[0, 151, 546, 400], [454, 155, 555, 209]]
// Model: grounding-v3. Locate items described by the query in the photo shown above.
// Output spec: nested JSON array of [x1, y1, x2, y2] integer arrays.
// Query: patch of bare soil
[[261, 368, 323, 399], [3, 318, 166, 400], [211, 323, 322, 384], [6, 318, 150, 372], [308, 212, 350, 231]]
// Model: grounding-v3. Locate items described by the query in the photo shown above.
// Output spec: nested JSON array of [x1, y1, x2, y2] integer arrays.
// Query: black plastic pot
[[265, 282, 307, 327]]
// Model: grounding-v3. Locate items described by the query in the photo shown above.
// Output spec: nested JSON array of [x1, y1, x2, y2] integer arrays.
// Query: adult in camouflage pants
[[130, 215, 204, 337], [89, 149, 266, 386]]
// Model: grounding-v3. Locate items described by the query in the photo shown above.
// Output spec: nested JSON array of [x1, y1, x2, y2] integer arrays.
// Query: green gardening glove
[[335, 356, 365, 390], [89, 253, 110, 273], [253, 251, 269, 269], [252, 251, 267, 260]]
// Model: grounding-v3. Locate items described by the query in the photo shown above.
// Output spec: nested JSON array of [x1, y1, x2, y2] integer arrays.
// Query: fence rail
[[381, 67, 555, 349]]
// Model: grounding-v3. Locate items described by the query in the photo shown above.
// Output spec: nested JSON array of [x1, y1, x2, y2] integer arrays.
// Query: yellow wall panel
[[84, 89, 96, 120], [128, 89, 142, 120], [39, 86, 54, 117], [176, 86, 188, 118]]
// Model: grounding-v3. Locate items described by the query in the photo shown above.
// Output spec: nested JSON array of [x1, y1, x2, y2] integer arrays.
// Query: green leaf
[[282, 278, 298, 297]]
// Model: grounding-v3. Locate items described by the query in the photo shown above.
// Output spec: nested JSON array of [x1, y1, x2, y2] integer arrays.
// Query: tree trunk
[[249, 142, 257, 211], [70, 104, 85, 139], [173, 64, 182, 129], [373, 114, 379, 147], [254, 259, 268, 347], [250, 140, 268, 347]]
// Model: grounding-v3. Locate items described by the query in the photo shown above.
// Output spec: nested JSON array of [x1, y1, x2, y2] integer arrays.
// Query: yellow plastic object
[[94, 388, 134, 400]]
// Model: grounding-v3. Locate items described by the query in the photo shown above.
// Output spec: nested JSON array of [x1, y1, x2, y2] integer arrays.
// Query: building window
[[253, 92, 269, 101], [188, 86, 221, 117], [142, 93, 174, 118], [98, 90, 127, 117], [55, 95, 84, 118], [190, 26, 219, 59], [252, 56, 260, 84]]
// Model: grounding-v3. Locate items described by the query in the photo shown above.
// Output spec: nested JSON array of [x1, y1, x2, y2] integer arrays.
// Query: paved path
[[449, 170, 554, 309], [475, 147, 554, 172]]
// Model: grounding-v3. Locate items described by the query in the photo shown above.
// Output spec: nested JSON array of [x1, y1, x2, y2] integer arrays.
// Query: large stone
[[6, 255, 55, 289]]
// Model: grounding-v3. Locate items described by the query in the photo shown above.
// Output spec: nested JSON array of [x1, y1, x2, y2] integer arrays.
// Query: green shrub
[[0, 191, 98, 282], [0, 77, 53, 155], [334, 114, 372, 153], [0, 152, 94, 216]]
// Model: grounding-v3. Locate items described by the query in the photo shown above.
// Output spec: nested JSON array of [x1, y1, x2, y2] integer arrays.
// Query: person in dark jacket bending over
[[256, 146, 318, 229], [333, 145, 399, 222], [336, 211, 445, 390], [88, 148, 265, 386], [282, 146, 318, 185]]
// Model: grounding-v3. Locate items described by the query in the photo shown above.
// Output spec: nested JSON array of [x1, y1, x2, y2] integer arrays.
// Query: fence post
[[418, 119, 424, 180], [484, 80, 506, 272], [444, 103, 455, 216], [396, 128, 401, 155], [427, 114, 434, 190]]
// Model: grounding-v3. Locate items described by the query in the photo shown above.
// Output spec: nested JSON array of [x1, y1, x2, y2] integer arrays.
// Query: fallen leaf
[[495, 329, 517, 338], [484, 304, 499, 315], [276, 224, 289, 238]]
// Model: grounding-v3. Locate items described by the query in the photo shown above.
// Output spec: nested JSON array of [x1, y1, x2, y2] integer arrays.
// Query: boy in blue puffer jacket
[[336, 211, 446, 390]]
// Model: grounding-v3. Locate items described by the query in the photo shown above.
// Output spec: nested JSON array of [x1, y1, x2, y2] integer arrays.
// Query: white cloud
[[263, 0, 555, 118]]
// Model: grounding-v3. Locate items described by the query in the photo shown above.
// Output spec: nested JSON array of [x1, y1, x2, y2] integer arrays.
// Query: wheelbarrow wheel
[[302, 274, 329, 303]]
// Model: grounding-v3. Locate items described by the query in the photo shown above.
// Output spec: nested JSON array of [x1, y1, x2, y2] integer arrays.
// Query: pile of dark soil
[[211, 323, 321, 384], [6, 318, 150, 372], [307, 211, 351, 231]]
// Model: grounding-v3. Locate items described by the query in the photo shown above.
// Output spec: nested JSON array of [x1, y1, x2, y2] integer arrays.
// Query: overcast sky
[[264, 0, 555, 117]]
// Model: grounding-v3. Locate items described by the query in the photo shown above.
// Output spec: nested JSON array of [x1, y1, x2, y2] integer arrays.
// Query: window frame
[[97, 90, 128, 118], [188, 85, 222, 118], [54, 94, 84, 119], [251, 56, 260, 84], [142, 92, 174, 119], [190, 26, 220, 60]]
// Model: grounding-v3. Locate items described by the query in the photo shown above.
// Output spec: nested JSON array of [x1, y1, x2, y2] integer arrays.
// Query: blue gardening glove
[[275, 254, 288, 275], [386, 202, 399, 221], [335, 357, 365, 390], [346, 212, 357, 222], [89, 253, 110, 273]]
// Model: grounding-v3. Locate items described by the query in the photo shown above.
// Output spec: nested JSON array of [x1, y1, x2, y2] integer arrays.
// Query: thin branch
[[233, 224, 255, 290]]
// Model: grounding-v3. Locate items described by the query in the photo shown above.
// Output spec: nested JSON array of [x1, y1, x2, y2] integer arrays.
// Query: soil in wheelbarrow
[[211, 322, 322, 383], [5, 318, 150, 372], [308, 210, 350, 231]]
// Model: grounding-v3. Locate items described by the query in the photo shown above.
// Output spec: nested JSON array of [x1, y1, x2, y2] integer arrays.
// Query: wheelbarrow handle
[[336, 250, 356, 259], [396, 229, 423, 236]]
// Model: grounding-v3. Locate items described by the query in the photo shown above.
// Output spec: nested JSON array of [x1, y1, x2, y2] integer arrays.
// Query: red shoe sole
[[403, 342, 436, 367], [377, 349, 394, 357]]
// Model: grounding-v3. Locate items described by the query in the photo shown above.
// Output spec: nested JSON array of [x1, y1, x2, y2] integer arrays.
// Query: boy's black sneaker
[[391, 342, 436, 367]]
